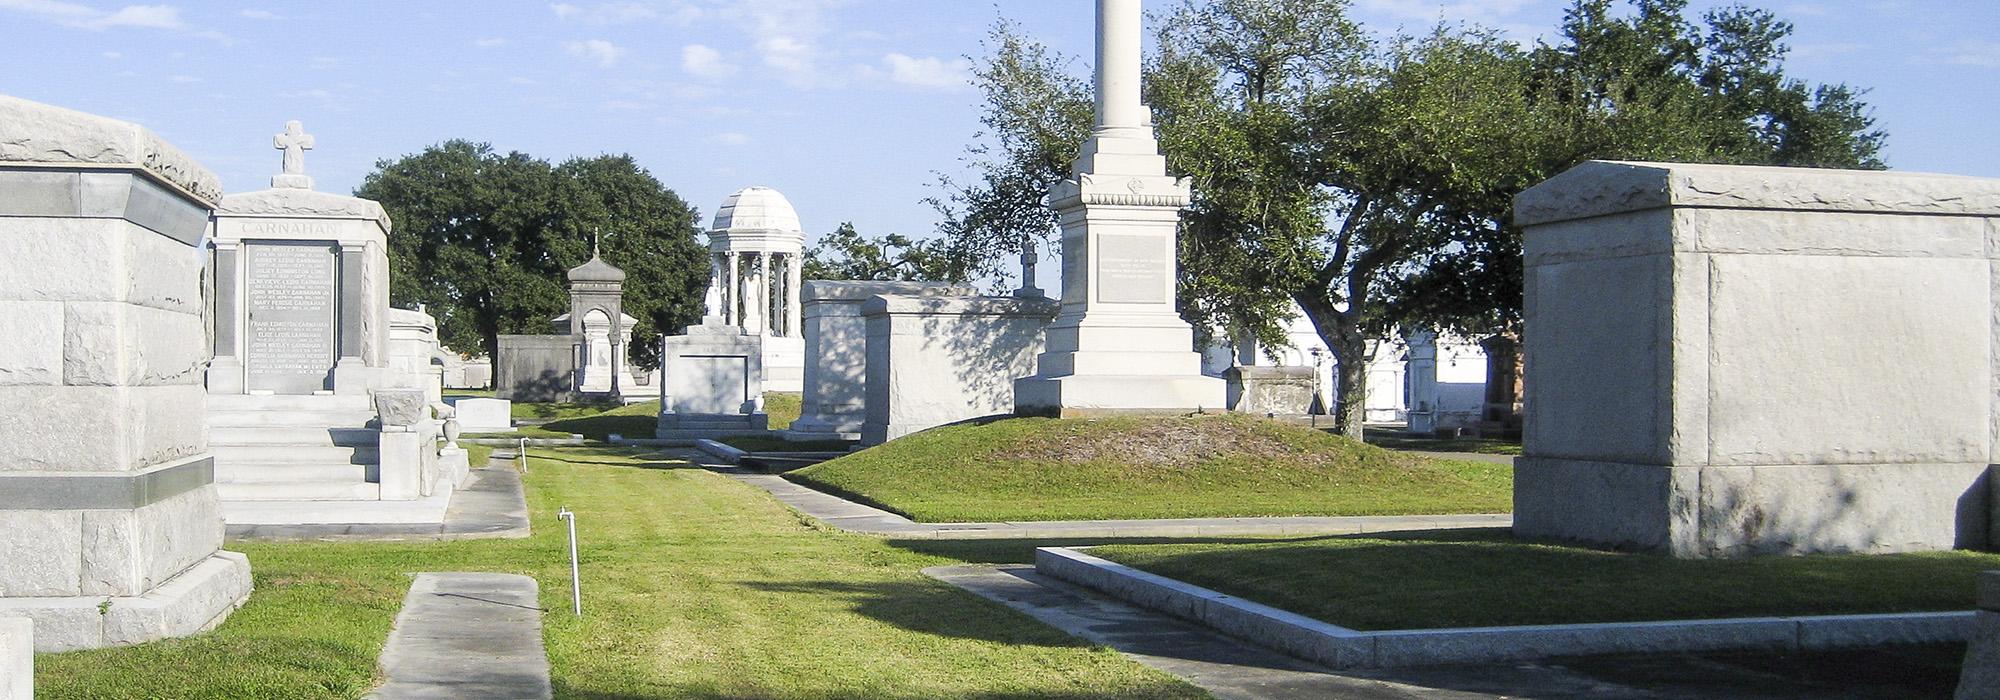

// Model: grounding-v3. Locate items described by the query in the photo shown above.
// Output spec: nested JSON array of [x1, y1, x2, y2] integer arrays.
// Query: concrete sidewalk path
[[715, 466, 1510, 539], [367, 573, 552, 700]]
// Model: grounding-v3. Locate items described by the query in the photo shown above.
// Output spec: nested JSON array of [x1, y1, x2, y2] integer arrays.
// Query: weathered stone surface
[[0, 94, 221, 204], [0, 301, 61, 386], [1516, 160, 2000, 227], [1224, 365, 1314, 415], [81, 484, 224, 597], [0, 385, 202, 472], [1517, 160, 2000, 556], [0, 618, 27, 700], [451, 398, 512, 433], [374, 389, 429, 427], [63, 302, 204, 387], [863, 294, 1055, 444], [217, 188, 391, 230], [98, 551, 252, 649], [0, 511, 83, 596], [1707, 255, 1988, 466]]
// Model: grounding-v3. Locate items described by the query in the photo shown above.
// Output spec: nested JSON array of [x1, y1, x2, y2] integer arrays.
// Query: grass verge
[[788, 414, 1511, 522], [39, 448, 1202, 699], [1090, 530, 2000, 631]]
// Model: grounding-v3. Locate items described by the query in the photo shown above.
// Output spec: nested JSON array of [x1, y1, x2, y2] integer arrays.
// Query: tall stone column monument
[[1014, 0, 1224, 416], [0, 94, 252, 650]]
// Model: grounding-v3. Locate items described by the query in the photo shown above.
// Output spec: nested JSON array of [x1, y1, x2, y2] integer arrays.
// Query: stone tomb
[[1513, 160, 2000, 557], [0, 94, 251, 650], [862, 294, 1057, 446], [209, 121, 391, 397], [787, 280, 973, 441], [656, 319, 769, 438]]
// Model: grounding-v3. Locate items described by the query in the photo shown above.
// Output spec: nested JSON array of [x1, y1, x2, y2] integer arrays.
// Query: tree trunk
[[1329, 335, 1368, 440], [1294, 292, 1368, 441]]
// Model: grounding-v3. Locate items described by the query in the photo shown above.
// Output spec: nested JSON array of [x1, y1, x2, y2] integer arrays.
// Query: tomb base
[[0, 551, 252, 652], [656, 412, 770, 440], [1513, 457, 1990, 558], [1014, 373, 1225, 418]]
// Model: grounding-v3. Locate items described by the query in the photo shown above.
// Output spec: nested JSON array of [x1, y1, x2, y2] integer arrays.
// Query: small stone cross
[[273, 120, 314, 176]]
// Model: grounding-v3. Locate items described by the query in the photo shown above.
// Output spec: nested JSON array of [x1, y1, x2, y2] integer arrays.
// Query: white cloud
[[238, 8, 278, 20], [475, 37, 508, 47], [715, 132, 750, 145], [1939, 40, 2000, 67], [681, 44, 733, 78], [96, 4, 182, 29], [882, 53, 970, 90], [564, 39, 626, 68], [550, 1, 695, 25], [0, 0, 227, 39]]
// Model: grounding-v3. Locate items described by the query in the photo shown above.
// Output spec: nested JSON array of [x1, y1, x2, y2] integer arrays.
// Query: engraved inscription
[[245, 242, 336, 393], [1095, 233, 1168, 304]]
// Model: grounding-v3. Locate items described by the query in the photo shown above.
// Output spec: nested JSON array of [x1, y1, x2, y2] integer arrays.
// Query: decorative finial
[[272, 120, 316, 189], [591, 229, 601, 259]]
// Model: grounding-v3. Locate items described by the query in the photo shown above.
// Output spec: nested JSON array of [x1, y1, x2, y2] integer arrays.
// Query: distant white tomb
[[789, 280, 974, 441], [494, 249, 654, 402], [1012, 0, 1225, 416], [704, 186, 807, 393]]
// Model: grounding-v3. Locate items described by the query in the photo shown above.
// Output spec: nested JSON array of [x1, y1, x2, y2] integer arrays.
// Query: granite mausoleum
[[0, 94, 252, 651], [1514, 160, 2000, 557]]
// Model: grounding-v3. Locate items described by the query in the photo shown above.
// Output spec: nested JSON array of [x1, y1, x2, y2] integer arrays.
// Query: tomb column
[[725, 251, 741, 327], [757, 251, 773, 336], [208, 242, 244, 393], [785, 252, 803, 337]]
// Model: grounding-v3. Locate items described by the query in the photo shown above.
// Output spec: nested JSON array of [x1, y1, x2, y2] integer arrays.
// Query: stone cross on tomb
[[271, 120, 315, 189]]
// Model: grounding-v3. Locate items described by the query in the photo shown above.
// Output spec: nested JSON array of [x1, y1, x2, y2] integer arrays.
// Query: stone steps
[[218, 481, 382, 501], [212, 444, 379, 465], [209, 409, 380, 429], [208, 394, 373, 412], [222, 492, 453, 526], [211, 426, 378, 447], [217, 462, 373, 484]]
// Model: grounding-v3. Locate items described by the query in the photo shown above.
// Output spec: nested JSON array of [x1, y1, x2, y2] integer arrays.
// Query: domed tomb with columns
[[702, 186, 806, 393]]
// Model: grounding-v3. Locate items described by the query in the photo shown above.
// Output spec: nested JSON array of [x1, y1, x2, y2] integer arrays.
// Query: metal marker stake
[[557, 506, 581, 616], [518, 437, 528, 473]]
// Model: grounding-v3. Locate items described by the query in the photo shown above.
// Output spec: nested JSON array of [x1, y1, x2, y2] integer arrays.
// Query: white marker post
[[518, 437, 528, 473], [557, 506, 581, 616]]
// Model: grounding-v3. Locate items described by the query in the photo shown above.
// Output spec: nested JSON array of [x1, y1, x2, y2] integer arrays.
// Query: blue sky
[[3, 0, 1996, 254]]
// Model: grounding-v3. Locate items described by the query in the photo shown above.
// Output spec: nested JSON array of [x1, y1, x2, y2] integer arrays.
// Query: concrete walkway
[[718, 468, 1510, 539], [229, 460, 532, 541], [367, 573, 552, 700]]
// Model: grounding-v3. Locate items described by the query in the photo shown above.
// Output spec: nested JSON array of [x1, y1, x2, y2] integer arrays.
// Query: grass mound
[[788, 414, 1510, 522]]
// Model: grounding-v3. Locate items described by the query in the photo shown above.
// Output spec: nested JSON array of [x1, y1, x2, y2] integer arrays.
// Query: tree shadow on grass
[[548, 681, 1198, 700], [736, 577, 1099, 649]]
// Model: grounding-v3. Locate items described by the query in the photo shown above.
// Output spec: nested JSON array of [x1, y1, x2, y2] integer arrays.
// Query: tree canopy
[[356, 141, 709, 368], [802, 221, 967, 283], [931, 0, 1886, 437]]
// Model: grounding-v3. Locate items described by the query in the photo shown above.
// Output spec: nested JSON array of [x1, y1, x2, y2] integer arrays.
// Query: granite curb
[[1035, 546, 1975, 669]]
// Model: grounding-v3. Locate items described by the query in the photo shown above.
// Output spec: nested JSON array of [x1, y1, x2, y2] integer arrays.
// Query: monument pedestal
[[1010, 0, 1223, 416], [1011, 174, 1224, 416], [656, 319, 771, 439]]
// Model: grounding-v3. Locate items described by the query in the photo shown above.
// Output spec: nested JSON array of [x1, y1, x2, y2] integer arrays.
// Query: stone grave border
[[1035, 546, 1973, 669]]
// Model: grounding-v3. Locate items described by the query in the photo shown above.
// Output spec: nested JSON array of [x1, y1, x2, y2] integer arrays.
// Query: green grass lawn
[[764, 391, 800, 430], [39, 448, 1204, 699], [1091, 530, 2000, 631], [788, 414, 1511, 522]]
